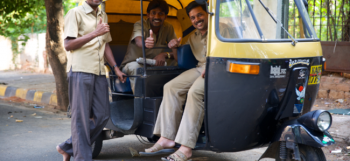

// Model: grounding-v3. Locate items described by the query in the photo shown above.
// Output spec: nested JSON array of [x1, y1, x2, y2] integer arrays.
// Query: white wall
[[0, 36, 15, 70], [0, 33, 51, 72]]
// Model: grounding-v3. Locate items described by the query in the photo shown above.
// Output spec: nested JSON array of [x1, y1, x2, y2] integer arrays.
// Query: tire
[[92, 132, 103, 159], [276, 144, 326, 161]]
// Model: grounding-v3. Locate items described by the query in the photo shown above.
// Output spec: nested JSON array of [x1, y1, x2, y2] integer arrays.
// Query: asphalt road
[[0, 101, 275, 161]]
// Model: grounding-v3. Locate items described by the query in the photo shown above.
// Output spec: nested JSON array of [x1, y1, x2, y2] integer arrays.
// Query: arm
[[171, 48, 177, 62], [134, 29, 154, 49], [65, 17, 109, 51], [104, 43, 126, 83], [134, 37, 143, 48]]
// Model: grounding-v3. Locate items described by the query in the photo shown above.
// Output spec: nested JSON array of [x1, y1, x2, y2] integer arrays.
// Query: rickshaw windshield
[[217, 0, 318, 41]]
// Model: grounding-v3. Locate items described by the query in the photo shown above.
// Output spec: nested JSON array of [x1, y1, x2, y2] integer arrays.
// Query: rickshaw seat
[[177, 44, 198, 69]]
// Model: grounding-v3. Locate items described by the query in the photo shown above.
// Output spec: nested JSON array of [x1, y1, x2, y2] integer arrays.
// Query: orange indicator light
[[228, 62, 260, 75]]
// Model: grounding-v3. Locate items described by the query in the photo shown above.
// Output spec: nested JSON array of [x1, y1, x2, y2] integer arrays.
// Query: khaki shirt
[[64, 2, 112, 75], [186, 23, 233, 67], [120, 19, 176, 68]]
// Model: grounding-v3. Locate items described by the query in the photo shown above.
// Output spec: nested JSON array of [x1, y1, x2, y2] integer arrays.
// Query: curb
[[0, 85, 57, 105]]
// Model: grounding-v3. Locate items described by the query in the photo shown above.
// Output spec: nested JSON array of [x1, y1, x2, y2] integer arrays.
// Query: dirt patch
[[323, 142, 350, 161], [1, 96, 27, 103], [312, 98, 350, 111]]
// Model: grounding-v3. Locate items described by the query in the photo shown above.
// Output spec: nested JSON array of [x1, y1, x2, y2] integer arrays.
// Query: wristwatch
[[166, 52, 171, 59], [113, 64, 118, 69]]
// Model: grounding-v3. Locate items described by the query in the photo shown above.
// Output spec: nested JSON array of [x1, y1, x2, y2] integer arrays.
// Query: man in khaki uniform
[[56, 1, 125, 161], [120, 0, 180, 92], [145, 1, 234, 161]]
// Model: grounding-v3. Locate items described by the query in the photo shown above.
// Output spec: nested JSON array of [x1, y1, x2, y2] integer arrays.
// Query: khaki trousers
[[121, 61, 143, 93], [153, 66, 205, 148]]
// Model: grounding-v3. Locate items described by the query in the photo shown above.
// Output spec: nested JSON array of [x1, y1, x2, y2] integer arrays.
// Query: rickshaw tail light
[[229, 63, 260, 75]]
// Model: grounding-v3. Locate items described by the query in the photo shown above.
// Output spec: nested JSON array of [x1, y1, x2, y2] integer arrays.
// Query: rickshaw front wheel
[[92, 131, 103, 159], [275, 144, 326, 161]]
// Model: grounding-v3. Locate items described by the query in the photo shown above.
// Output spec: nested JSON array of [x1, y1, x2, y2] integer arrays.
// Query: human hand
[[153, 53, 166, 66], [94, 17, 110, 37], [168, 37, 182, 49], [145, 30, 155, 49], [201, 69, 206, 78], [115, 68, 127, 83]]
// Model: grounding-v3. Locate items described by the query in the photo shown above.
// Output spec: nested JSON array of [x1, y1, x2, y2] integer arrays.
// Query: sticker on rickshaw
[[289, 59, 310, 68], [296, 86, 305, 101], [298, 70, 306, 79], [294, 85, 305, 114], [322, 135, 334, 144], [308, 65, 322, 85], [293, 104, 303, 113], [270, 66, 286, 78]]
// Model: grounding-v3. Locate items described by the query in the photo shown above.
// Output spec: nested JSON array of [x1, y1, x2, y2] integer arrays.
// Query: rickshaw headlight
[[316, 112, 332, 131], [298, 110, 332, 132]]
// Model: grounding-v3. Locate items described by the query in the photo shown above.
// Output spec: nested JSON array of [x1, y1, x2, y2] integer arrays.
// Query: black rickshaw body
[[94, 0, 335, 159]]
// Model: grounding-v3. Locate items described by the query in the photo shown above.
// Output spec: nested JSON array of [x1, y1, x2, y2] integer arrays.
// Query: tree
[[44, 0, 69, 111]]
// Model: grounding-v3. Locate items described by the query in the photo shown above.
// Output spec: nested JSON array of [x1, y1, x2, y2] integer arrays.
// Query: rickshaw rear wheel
[[275, 144, 326, 161], [92, 131, 103, 159]]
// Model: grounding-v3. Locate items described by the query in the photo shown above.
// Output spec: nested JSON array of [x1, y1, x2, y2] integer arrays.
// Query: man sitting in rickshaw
[[144, 1, 233, 161], [119, 0, 181, 92]]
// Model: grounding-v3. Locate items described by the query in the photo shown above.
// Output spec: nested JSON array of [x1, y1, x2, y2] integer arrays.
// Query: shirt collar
[[195, 29, 208, 38], [82, 2, 102, 16]]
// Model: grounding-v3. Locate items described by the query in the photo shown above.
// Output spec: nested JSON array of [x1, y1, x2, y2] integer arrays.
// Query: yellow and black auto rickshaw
[[87, 0, 334, 160]]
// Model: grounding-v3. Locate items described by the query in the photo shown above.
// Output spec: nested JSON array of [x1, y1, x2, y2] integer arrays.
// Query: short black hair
[[147, 0, 169, 15], [185, 1, 207, 16]]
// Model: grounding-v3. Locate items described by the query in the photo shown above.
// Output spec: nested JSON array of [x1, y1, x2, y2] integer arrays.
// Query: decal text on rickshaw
[[308, 65, 322, 85], [270, 65, 286, 78], [289, 59, 310, 68]]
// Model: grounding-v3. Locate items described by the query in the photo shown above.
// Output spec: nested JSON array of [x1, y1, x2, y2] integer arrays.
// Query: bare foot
[[56, 145, 71, 161]]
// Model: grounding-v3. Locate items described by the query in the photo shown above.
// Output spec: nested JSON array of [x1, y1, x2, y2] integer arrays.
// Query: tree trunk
[[45, 0, 69, 111]]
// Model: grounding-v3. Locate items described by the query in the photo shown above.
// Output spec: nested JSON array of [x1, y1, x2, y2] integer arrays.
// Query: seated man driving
[[119, 0, 181, 93], [144, 1, 233, 161]]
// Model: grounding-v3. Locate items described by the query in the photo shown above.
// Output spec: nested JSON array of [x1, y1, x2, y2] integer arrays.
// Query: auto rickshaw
[[88, 0, 334, 160]]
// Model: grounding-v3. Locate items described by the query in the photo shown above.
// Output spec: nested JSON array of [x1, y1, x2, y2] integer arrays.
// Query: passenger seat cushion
[[177, 44, 198, 70]]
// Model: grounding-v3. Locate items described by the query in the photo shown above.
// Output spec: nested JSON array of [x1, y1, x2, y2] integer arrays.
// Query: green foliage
[[0, 0, 77, 68], [308, 0, 349, 41]]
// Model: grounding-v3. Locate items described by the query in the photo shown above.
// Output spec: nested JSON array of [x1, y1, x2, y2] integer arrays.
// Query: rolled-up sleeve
[[64, 9, 79, 39], [130, 21, 143, 42]]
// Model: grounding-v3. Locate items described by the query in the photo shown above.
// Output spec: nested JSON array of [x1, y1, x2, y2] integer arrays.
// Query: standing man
[[120, 0, 181, 93], [145, 1, 233, 161], [56, 0, 125, 161]]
